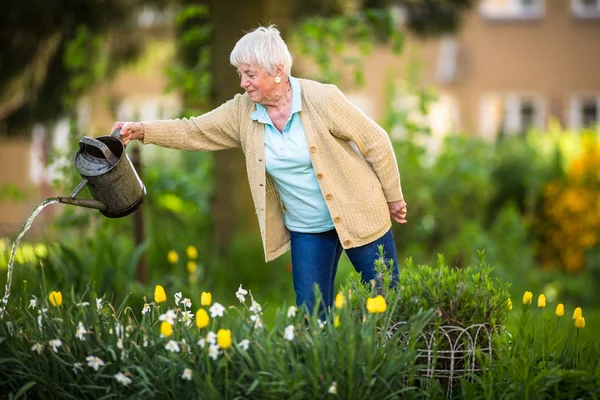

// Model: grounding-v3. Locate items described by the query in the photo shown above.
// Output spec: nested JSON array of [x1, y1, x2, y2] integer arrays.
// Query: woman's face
[[237, 64, 279, 104]]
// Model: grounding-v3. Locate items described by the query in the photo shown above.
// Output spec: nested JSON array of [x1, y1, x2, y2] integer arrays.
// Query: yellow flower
[[522, 291, 533, 305], [217, 329, 232, 349], [201, 292, 212, 306], [574, 316, 585, 329], [572, 307, 582, 320], [186, 245, 198, 260], [507, 298, 513, 311], [154, 285, 167, 303], [537, 294, 547, 308], [196, 308, 209, 329], [334, 315, 341, 328], [334, 293, 345, 309], [48, 291, 62, 307], [160, 321, 173, 337], [168, 250, 179, 264], [187, 261, 197, 273], [555, 303, 564, 317], [366, 295, 387, 314]]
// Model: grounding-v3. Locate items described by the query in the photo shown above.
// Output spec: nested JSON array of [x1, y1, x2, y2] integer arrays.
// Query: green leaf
[[14, 381, 36, 400]]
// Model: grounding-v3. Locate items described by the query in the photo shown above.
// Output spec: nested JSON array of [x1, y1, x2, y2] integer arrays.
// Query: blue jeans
[[290, 228, 399, 313]]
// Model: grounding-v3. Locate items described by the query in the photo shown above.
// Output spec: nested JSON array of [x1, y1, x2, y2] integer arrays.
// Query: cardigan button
[[344, 239, 351, 246], [310, 146, 317, 153], [334, 217, 341, 223], [325, 194, 333, 200], [316, 173, 323, 180]]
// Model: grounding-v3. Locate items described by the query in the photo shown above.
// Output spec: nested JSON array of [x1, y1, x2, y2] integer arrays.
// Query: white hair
[[230, 25, 293, 77]]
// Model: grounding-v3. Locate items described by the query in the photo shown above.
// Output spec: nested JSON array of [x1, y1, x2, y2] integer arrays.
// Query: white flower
[[180, 311, 194, 326], [182, 298, 192, 308], [29, 298, 37, 309], [197, 338, 206, 348], [287, 306, 297, 318], [49, 339, 62, 353], [206, 331, 217, 345], [72, 363, 83, 375], [249, 300, 262, 314], [328, 381, 337, 394], [115, 323, 124, 338], [76, 301, 90, 307], [86, 355, 105, 371], [117, 338, 124, 350], [37, 315, 43, 329], [250, 315, 263, 328], [284, 325, 295, 341], [165, 340, 181, 353], [236, 284, 248, 303], [209, 302, 226, 318], [114, 372, 132, 386], [159, 309, 177, 325], [182, 368, 192, 381], [142, 303, 151, 315], [208, 344, 220, 360], [96, 298, 102, 311], [174, 292, 182, 306], [143, 336, 149, 347], [318, 320, 327, 330], [75, 321, 88, 341], [238, 339, 250, 351], [31, 343, 44, 354]]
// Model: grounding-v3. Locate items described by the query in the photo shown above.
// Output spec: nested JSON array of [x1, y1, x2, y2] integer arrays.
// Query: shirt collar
[[250, 76, 302, 122]]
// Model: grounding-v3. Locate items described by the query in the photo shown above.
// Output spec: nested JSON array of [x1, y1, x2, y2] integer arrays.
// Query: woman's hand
[[111, 121, 145, 145], [388, 199, 407, 224]]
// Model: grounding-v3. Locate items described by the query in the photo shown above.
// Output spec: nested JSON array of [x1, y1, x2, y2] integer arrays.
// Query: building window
[[480, 0, 545, 20], [479, 93, 545, 138], [571, 0, 600, 18], [570, 94, 600, 131]]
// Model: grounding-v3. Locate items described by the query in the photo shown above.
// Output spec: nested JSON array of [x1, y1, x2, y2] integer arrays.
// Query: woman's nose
[[240, 77, 249, 88]]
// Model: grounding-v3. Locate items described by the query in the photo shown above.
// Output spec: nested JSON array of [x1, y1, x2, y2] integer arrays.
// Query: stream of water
[[1, 197, 59, 307]]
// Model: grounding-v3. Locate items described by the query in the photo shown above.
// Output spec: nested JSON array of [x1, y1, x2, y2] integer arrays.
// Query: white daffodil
[[114, 372, 132, 386], [75, 321, 88, 341], [86, 355, 105, 371], [209, 302, 225, 318], [284, 325, 295, 341], [250, 314, 263, 329], [72, 363, 83, 375], [197, 338, 206, 348], [249, 300, 262, 314], [76, 301, 90, 307], [165, 340, 181, 353], [208, 344, 220, 360], [206, 331, 217, 345], [287, 306, 297, 318], [29, 298, 37, 309], [31, 343, 44, 355], [117, 338, 124, 350], [142, 303, 151, 315], [236, 284, 248, 303], [182, 368, 192, 381], [49, 339, 62, 353], [159, 309, 177, 325], [182, 298, 192, 308], [174, 292, 182, 306], [318, 320, 327, 330], [96, 298, 102, 311], [238, 339, 250, 351], [180, 311, 194, 327], [114, 323, 124, 338], [328, 381, 337, 394]]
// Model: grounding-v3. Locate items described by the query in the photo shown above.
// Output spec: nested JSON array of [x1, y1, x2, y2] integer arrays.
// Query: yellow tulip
[[154, 285, 167, 303], [572, 307, 582, 320], [217, 329, 232, 349], [201, 292, 212, 306], [555, 303, 564, 317], [334, 315, 341, 328], [48, 291, 62, 307], [167, 250, 179, 264], [575, 316, 585, 329], [366, 295, 387, 314], [537, 294, 547, 308], [507, 299, 513, 311], [160, 321, 173, 337], [186, 261, 197, 273], [522, 291, 533, 305], [196, 308, 209, 329], [186, 245, 198, 260], [334, 293, 345, 309]]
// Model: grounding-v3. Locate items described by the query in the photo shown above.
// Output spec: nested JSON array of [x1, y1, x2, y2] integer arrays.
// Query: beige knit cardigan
[[141, 78, 403, 262]]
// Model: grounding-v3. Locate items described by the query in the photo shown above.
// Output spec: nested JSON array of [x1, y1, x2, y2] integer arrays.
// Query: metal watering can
[[57, 128, 146, 218]]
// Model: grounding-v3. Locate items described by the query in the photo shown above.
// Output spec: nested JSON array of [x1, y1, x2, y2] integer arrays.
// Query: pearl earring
[[274, 76, 281, 83]]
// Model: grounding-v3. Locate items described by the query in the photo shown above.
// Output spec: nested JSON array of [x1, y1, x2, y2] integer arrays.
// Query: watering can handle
[[79, 136, 119, 166], [112, 127, 122, 140]]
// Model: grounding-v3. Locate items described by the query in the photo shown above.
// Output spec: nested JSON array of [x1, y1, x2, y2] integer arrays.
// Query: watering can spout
[[56, 196, 107, 211]]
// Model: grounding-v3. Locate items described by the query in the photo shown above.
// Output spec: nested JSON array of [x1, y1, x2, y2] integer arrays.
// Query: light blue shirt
[[250, 76, 334, 233]]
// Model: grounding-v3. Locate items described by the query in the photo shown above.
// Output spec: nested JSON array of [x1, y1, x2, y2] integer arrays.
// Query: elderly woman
[[113, 25, 407, 312]]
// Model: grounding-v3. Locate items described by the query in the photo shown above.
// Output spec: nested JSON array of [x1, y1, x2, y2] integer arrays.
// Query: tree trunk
[[209, 0, 292, 257]]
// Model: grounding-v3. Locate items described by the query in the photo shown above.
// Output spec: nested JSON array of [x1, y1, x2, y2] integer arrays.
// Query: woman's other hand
[[111, 121, 145, 145], [388, 199, 407, 224]]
